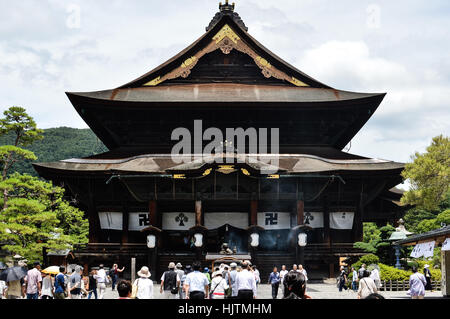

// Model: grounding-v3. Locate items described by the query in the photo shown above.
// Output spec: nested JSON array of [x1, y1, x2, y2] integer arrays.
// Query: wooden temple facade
[[34, 2, 406, 280]]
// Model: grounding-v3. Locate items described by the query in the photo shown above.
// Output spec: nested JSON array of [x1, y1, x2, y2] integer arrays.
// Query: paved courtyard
[[99, 282, 444, 300]]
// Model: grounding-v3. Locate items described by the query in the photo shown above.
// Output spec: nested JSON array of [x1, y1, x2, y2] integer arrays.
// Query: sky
[[0, 0, 449, 172]]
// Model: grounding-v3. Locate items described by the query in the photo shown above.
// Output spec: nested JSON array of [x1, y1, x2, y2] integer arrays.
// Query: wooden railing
[[379, 280, 441, 291]]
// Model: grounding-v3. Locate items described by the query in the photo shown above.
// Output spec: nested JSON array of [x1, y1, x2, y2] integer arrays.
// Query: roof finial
[[219, 0, 235, 12]]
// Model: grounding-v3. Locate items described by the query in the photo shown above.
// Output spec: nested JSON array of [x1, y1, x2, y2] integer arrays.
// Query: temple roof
[[68, 84, 383, 104], [33, 153, 404, 176]]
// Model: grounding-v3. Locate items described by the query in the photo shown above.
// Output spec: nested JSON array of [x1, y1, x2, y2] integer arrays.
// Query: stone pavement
[[99, 283, 444, 300]]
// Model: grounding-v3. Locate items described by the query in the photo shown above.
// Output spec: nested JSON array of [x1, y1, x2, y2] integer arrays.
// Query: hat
[[185, 265, 192, 270], [168, 262, 176, 269], [230, 263, 237, 268], [137, 266, 151, 278], [176, 263, 182, 269], [99, 264, 104, 268], [204, 267, 209, 272], [424, 264, 430, 268], [212, 271, 223, 278], [34, 261, 41, 266]]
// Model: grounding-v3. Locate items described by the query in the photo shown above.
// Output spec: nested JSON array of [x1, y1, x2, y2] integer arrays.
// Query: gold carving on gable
[[143, 24, 310, 88], [213, 24, 240, 44]]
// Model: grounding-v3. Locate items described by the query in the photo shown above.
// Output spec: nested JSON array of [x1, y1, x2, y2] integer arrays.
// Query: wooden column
[[121, 203, 129, 244], [323, 198, 331, 246], [195, 200, 202, 226], [149, 200, 157, 226], [297, 198, 304, 226], [87, 182, 101, 243], [250, 200, 258, 226], [353, 202, 363, 242]]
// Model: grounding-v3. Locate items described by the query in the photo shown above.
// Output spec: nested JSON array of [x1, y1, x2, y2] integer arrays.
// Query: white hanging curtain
[[303, 212, 324, 228], [162, 213, 196, 230], [128, 212, 151, 231], [257, 212, 291, 230], [330, 212, 354, 230], [98, 212, 123, 230], [204, 212, 248, 229], [442, 238, 450, 251]]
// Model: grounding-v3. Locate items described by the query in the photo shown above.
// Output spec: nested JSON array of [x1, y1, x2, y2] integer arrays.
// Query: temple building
[[34, 2, 406, 280]]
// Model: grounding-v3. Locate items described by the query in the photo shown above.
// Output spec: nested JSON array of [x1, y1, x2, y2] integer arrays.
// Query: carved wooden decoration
[[144, 24, 309, 87]]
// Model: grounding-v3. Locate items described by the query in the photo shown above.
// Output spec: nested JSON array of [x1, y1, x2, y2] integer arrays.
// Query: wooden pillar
[[122, 203, 129, 244], [195, 200, 202, 226], [353, 203, 363, 242], [88, 199, 100, 243], [329, 263, 335, 279], [149, 200, 157, 226], [297, 198, 304, 226], [323, 198, 331, 246], [250, 200, 258, 226]]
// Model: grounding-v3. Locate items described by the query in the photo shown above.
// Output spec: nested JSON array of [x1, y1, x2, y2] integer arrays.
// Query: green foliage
[[352, 254, 380, 270], [379, 264, 412, 281], [0, 173, 89, 262], [401, 135, 450, 211], [0, 107, 89, 262], [0, 127, 107, 177], [353, 242, 377, 254]]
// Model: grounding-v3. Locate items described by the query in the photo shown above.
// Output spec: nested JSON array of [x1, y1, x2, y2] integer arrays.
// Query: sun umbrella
[[0, 266, 28, 282], [41, 266, 60, 275]]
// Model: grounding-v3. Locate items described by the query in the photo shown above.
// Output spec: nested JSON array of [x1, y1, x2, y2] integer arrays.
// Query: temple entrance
[[205, 224, 249, 254]]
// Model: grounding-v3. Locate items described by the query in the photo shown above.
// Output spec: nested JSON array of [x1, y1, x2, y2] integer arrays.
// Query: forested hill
[[0, 127, 107, 176]]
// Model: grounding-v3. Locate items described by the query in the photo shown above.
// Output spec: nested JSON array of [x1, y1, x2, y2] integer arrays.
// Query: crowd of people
[[0, 260, 435, 300]]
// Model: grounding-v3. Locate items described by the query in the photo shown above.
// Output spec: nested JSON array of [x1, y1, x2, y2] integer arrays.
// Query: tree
[[0, 107, 88, 262], [0, 107, 43, 179], [401, 135, 450, 211]]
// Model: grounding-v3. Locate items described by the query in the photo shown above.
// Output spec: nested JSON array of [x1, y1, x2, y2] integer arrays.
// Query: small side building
[[395, 226, 450, 298]]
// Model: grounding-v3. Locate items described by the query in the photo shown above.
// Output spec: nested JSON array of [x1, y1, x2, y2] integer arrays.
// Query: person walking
[[203, 267, 211, 286], [87, 269, 98, 299], [54, 267, 66, 299], [0, 278, 6, 299], [268, 267, 281, 299], [370, 267, 381, 289], [109, 264, 125, 291], [133, 266, 153, 299], [338, 266, 348, 292], [68, 266, 83, 299], [252, 265, 261, 285], [184, 261, 209, 299], [210, 270, 229, 299], [229, 262, 238, 299], [25, 261, 42, 299], [357, 270, 378, 299], [409, 267, 427, 299], [423, 264, 433, 291], [279, 265, 288, 296], [298, 265, 308, 282], [41, 273, 54, 299], [179, 265, 192, 300], [358, 264, 366, 279], [351, 267, 358, 292], [235, 261, 257, 299], [160, 262, 180, 299], [96, 264, 109, 299], [175, 263, 184, 298], [292, 264, 298, 272]]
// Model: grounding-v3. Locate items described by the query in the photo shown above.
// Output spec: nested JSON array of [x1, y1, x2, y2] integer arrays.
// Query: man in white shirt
[[298, 265, 308, 281], [95, 264, 108, 299], [279, 265, 288, 296], [235, 261, 257, 299], [184, 261, 209, 299]]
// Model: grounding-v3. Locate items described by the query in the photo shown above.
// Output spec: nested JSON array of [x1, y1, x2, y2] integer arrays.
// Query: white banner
[[162, 213, 196, 231], [423, 241, 435, 258], [442, 238, 450, 251], [330, 212, 354, 230], [257, 212, 291, 230], [128, 212, 151, 231], [304, 212, 324, 228], [99, 212, 123, 230], [410, 243, 425, 258], [204, 212, 248, 230]]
